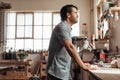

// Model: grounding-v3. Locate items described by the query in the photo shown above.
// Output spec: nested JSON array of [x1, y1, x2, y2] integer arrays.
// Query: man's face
[[69, 7, 79, 24]]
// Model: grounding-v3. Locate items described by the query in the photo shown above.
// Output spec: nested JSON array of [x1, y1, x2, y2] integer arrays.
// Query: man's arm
[[63, 40, 91, 70]]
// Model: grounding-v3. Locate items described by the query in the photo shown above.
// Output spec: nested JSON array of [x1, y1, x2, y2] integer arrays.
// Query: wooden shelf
[[0, 60, 33, 76], [95, 39, 109, 44], [110, 7, 120, 11]]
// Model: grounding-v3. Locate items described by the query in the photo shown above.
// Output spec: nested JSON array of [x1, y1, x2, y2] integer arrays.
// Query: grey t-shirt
[[46, 21, 72, 80]]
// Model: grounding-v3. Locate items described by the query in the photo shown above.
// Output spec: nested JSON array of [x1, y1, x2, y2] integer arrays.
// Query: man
[[46, 4, 94, 80]]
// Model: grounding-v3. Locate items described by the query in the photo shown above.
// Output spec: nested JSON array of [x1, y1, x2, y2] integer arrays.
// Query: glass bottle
[[100, 49, 105, 62]]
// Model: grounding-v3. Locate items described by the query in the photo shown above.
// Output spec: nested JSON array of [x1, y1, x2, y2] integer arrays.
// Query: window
[[16, 12, 33, 38], [5, 11, 80, 51]]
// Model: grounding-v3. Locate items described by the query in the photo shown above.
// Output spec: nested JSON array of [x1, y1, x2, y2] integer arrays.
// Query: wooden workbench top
[[0, 60, 32, 66], [89, 63, 120, 80]]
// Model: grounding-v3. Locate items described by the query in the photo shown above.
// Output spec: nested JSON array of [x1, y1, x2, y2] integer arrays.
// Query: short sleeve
[[55, 25, 71, 43]]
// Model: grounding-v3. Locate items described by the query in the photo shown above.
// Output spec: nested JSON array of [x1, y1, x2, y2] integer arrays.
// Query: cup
[[117, 56, 120, 68]]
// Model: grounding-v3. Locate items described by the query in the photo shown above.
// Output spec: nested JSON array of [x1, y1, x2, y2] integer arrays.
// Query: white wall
[[110, 20, 120, 51]]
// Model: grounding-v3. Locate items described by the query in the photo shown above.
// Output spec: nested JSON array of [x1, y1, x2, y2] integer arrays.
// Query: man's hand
[[84, 63, 97, 70]]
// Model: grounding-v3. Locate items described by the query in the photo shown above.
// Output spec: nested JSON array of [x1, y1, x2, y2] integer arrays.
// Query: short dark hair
[[60, 4, 78, 21]]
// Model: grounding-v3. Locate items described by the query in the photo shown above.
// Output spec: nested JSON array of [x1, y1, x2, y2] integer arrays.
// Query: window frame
[[15, 12, 34, 39]]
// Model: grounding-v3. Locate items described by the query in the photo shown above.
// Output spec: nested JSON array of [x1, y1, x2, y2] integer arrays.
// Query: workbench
[[89, 66, 120, 80], [0, 60, 32, 76], [80, 63, 120, 80]]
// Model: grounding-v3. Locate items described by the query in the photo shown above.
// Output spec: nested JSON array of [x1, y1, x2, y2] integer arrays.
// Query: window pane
[[43, 26, 52, 38], [25, 26, 32, 37], [34, 13, 43, 25], [17, 26, 24, 37], [43, 39, 49, 50], [71, 13, 80, 37], [53, 25, 56, 29], [6, 40, 15, 50], [25, 13, 33, 25], [34, 26, 42, 38], [7, 13, 16, 25], [71, 22, 80, 36], [43, 13, 52, 25], [53, 13, 61, 25], [15, 39, 24, 50], [34, 39, 42, 50], [17, 14, 24, 25], [6, 26, 15, 38], [25, 39, 33, 50]]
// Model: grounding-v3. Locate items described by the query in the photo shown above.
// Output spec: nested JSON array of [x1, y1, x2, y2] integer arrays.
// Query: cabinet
[[79, 69, 101, 80], [89, 74, 101, 80]]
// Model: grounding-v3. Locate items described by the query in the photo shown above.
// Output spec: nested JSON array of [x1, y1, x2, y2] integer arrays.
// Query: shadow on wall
[[26, 54, 41, 74]]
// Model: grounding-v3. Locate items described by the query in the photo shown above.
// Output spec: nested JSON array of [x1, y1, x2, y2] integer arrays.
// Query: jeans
[[47, 73, 62, 80]]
